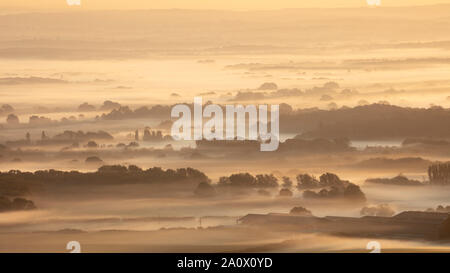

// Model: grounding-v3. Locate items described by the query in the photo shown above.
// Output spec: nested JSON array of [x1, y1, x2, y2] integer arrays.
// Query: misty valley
[[2, 4, 450, 253]]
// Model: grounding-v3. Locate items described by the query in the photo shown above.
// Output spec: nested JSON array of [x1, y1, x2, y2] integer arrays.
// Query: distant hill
[[290, 104, 450, 138]]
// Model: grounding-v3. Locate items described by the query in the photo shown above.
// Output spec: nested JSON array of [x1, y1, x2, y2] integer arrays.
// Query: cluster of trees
[[101, 105, 171, 120], [365, 175, 423, 186], [0, 165, 210, 192], [196, 139, 261, 151], [28, 115, 53, 126], [355, 157, 431, 170], [277, 137, 353, 153], [0, 163, 367, 203], [279, 188, 293, 197], [303, 184, 366, 202], [208, 171, 365, 202], [0, 196, 36, 212], [6, 113, 19, 125], [195, 173, 296, 197], [199, 171, 366, 202], [85, 156, 103, 164], [97, 101, 450, 140], [2, 104, 17, 125], [229, 82, 340, 101], [134, 128, 172, 142], [428, 163, 450, 185], [425, 205, 450, 213], [289, 206, 313, 216], [0, 104, 14, 116], [298, 173, 366, 202], [297, 173, 350, 189], [5, 113, 85, 127], [5, 130, 114, 148], [51, 130, 113, 142], [360, 204, 395, 217], [195, 137, 353, 154], [402, 138, 450, 146], [194, 182, 216, 197], [218, 173, 278, 188], [78, 100, 121, 112], [284, 104, 450, 138]]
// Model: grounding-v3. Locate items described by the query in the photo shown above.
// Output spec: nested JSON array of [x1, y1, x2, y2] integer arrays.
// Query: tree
[[319, 173, 346, 187], [360, 204, 395, 217], [86, 141, 98, 148], [135, 130, 139, 141], [296, 174, 319, 189], [11, 198, 36, 210], [256, 174, 278, 188], [6, 114, 19, 125], [229, 173, 256, 187], [85, 156, 103, 164], [428, 163, 450, 185], [279, 188, 293, 197], [257, 189, 271, 196], [194, 182, 216, 197], [78, 102, 96, 112], [282, 176, 293, 188], [289, 206, 312, 216], [343, 184, 366, 201], [0, 196, 36, 212], [1, 104, 14, 113]]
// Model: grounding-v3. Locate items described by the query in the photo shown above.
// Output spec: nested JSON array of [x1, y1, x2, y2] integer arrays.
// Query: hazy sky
[[2, 0, 450, 10]]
